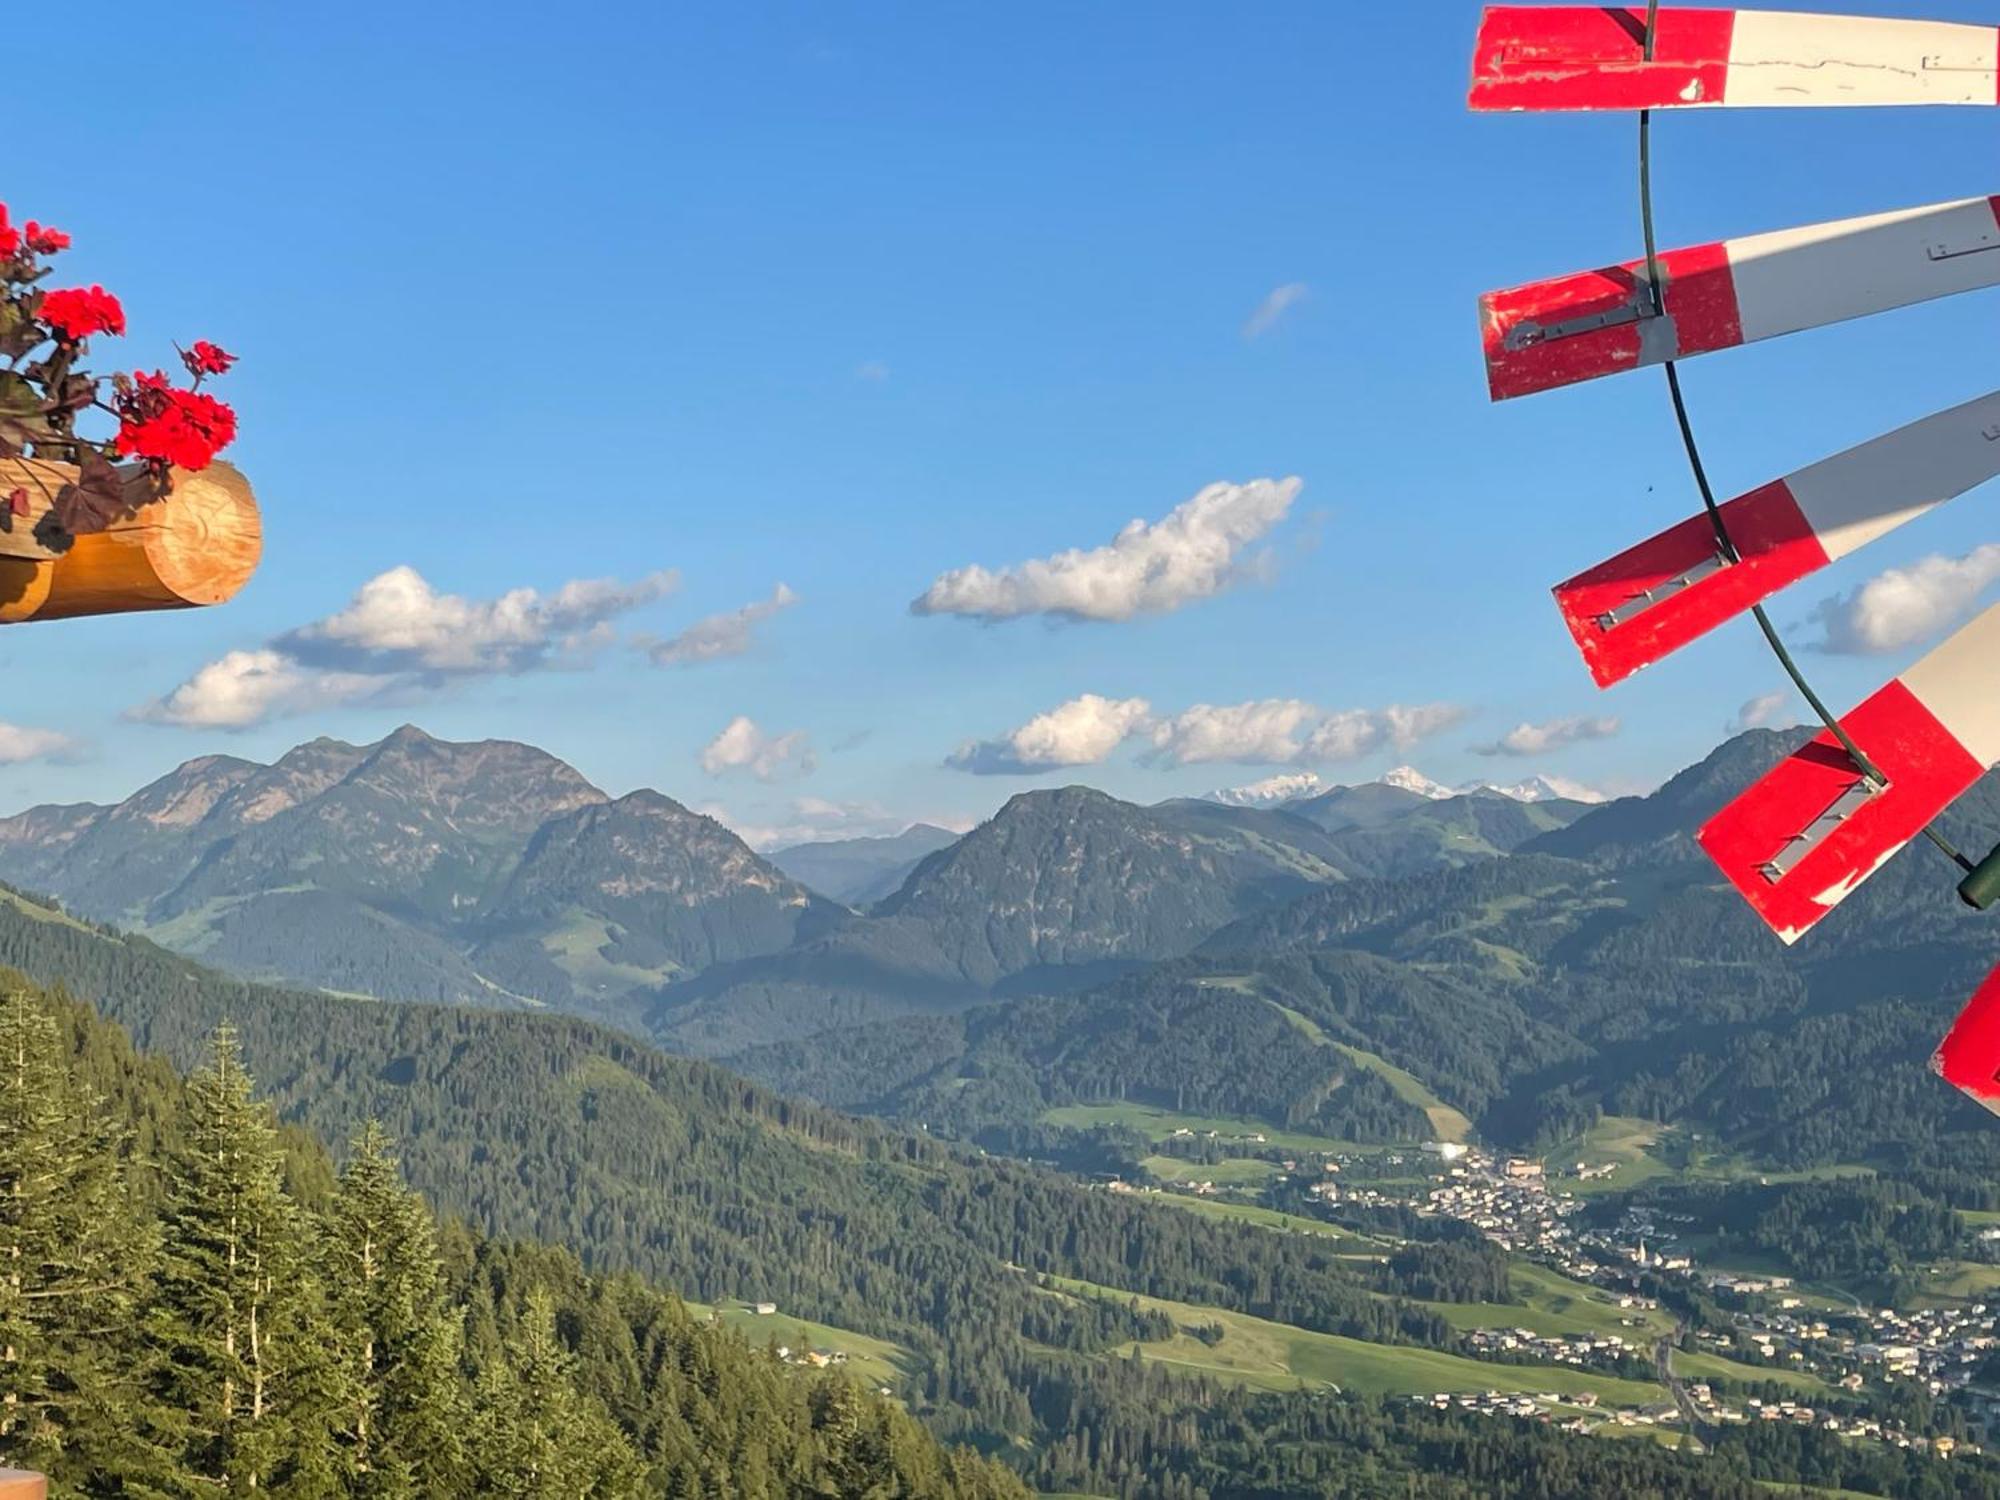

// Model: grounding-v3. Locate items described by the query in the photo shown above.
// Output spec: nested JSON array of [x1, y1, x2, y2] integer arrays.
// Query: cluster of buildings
[[773, 1345, 851, 1371], [1704, 1301, 2000, 1397], [1463, 1327, 1639, 1367], [1422, 1384, 1973, 1456], [1291, 1148, 2000, 1449]]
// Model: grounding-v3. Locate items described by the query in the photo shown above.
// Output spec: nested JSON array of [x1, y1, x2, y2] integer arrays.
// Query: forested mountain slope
[[0, 977, 1025, 1497], [722, 730, 2000, 1180], [13, 963, 1946, 1499], [644, 785, 1368, 1054], [0, 881, 1466, 1453]]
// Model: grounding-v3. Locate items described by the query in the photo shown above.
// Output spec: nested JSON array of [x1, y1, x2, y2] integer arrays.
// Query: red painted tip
[[1698, 680, 1985, 944], [1937, 965, 2000, 1115], [1552, 482, 1826, 688]]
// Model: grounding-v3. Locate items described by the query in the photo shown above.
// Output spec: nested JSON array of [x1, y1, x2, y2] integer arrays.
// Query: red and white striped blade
[[1937, 964, 2000, 1117], [1471, 7, 2000, 113], [1700, 606, 2000, 944], [1481, 195, 2000, 401], [1555, 391, 2000, 687]]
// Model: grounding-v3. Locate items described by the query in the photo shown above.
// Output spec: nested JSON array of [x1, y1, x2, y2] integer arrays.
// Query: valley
[[3, 724, 2000, 1495]]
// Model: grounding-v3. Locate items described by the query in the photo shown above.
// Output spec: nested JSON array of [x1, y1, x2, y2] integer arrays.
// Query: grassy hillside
[[1055, 1278, 1667, 1406]]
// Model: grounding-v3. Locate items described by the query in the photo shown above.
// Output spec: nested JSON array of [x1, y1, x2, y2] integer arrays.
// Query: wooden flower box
[[0, 458, 261, 624]]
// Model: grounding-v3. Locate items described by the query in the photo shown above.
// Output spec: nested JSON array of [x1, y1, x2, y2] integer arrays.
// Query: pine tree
[[141, 1025, 345, 1496], [323, 1122, 465, 1496], [0, 987, 148, 1491], [467, 1287, 642, 1498]]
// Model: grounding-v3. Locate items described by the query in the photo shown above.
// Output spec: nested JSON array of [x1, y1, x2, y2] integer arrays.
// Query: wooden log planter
[[0, 458, 261, 625]]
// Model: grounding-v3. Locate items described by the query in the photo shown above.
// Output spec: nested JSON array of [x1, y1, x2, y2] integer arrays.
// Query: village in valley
[[1101, 1121, 2000, 1459]]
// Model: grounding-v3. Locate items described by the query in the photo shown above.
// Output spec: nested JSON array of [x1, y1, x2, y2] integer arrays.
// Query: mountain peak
[[1381, 766, 1454, 800], [1203, 772, 1326, 808], [1468, 773, 1608, 806]]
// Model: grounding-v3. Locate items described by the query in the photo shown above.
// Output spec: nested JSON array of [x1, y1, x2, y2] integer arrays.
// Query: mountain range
[[11, 721, 1992, 1181], [1206, 766, 1609, 808], [727, 729, 2000, 1181], [0, 727, 1594, 1045]]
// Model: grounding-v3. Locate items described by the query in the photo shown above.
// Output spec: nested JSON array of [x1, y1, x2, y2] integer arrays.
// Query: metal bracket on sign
[[1759, 776, 1884, 884], [1503, 280, 1661, 352], [1928, 227, 2000, 262], [1595, 550, 1733, 632]]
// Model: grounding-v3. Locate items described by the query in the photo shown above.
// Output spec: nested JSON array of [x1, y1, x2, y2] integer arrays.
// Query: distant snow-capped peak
[[1205, 766, 1608, 809], [1205, 772, 1326, 808], [1380, 766, 1455, 800], [1462, 773, 1608, 805]]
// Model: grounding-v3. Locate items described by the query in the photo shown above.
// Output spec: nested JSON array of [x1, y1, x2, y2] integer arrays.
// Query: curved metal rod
[[1634, 0, 1973, 874]]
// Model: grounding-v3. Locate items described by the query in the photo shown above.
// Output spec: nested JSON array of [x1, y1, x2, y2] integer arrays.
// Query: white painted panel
[[1726, 197, 2000, 344], [1790, 391, 2000, 561], [1901, 603, 2000, 767], [1727, 11, 1998, 107]]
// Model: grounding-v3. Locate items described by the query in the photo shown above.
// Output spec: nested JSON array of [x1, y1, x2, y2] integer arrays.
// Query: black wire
[[1634, 3, 1974, 874]]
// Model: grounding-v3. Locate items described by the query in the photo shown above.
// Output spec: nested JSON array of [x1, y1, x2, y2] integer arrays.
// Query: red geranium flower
[[24, 222, 68, 256], [115, 372, 237, 471], [0, 206, 17, 260], [181, 340, 237, 378], [40, 285, 126, 341]]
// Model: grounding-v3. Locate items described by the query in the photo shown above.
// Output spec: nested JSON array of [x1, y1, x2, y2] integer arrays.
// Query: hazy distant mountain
[[0, 727, 827, 1023], [767, 824, 961, 907]]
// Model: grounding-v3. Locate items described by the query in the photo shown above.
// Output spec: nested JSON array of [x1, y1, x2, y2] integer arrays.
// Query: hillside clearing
[[1056, 1277, 1666, 1406]]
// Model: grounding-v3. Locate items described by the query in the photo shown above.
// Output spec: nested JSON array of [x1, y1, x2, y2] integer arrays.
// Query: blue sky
[[5, 0, 1998, 844]]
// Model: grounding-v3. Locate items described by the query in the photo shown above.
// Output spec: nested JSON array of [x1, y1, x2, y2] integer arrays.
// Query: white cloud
[[283, 565, 677, 674], [911, 478, 1300, 624], [1303, 703, 1472, 764], [1811, 544, 2000, 655], [948, 695, 1153, 776], [947, 694, 1468, 777], [641, 584, 799, 667], [700, 716, 817, 782], [1731, 692, 1795, 733], [0, 723, 82, 765], [1148, 700, 1468, 768], [1148, 699, 1317, 767], [1472, 715, 1621, 758], [855, 361, 890, 382], [1243, 282, 1308, 340], [134, 649, 385, 730], [132, 565, 677, 730]]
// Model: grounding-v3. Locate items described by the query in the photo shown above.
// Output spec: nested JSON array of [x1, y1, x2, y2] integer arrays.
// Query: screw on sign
[[1469, 6, 2000, 1112]]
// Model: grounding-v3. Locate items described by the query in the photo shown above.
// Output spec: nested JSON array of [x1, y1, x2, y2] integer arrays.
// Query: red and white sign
[[1700, 606, 2000, 944], [1555, 391, 2000, 686], [1471, 7, 2000, 112], [1937, 965, 2000, 1117], [1482, 195, 2000, 401]]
